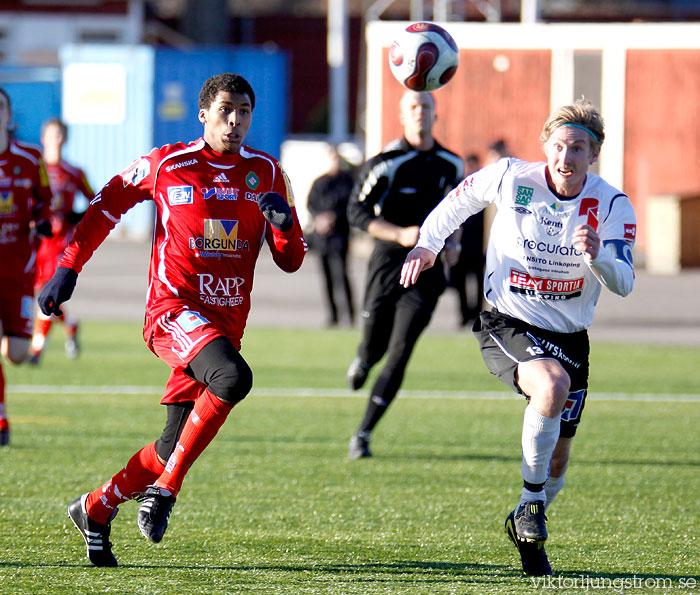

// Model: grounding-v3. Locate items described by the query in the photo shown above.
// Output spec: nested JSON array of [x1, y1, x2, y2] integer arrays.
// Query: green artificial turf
[[1, 322, 698, 593]]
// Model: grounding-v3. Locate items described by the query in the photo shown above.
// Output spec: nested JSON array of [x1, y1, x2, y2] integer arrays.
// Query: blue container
[[41, 44, 290, 239], [0, 66, 61, 146], [153, 46, 289, 159]]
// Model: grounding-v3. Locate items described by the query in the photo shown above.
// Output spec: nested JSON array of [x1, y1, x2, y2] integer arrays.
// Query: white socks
[[544, 473, 566, 511], [520, 404, 561, 503]]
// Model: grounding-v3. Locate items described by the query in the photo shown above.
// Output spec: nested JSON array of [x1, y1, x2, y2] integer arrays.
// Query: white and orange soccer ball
[[389, 22, 459, 92]]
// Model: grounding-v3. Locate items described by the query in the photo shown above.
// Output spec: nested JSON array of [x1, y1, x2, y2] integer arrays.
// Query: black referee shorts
[[473, 309, 590, 438]]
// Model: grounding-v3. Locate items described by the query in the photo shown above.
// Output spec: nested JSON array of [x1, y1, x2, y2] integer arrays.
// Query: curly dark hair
[[198, 73, 255, 111]]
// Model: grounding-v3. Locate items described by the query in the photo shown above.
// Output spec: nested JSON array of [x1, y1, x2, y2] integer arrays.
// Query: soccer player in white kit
[[400, 100, 636, 576]]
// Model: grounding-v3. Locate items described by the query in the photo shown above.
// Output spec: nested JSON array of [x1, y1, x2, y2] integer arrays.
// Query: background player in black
[[306, 144, 355, 327], [345, 90, 464, 458], [447, 153, 484, 327]]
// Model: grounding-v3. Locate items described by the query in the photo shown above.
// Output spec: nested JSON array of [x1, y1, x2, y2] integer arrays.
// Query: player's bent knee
[[521, 360, 570, 404], [3, 337, 31, 364], [549, 374, 571, 404], [207, 358, 253, 405], [187, 337, 254, 405], [6, 352, 28, 365]]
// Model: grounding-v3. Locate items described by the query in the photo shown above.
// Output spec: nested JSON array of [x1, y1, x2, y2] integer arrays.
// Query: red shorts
[[0, 283, 34, 339], [35, 234, 68, 289], [148, 308, 225, 404]]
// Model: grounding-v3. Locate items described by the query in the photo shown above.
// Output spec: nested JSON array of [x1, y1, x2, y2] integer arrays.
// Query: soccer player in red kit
[[30, 118, 95, 363], [38, 73, 307, 566], [0, 87, 53, 446]]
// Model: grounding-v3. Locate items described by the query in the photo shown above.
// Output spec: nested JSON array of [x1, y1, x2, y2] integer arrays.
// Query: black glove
[[38, 267, 78, 316], [35, 219, 53, 239], [66, 210, 85, 225], [258, 192, 293, 232]]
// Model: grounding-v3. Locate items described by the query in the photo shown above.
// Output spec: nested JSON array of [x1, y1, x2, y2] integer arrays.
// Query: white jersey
[[417, 158, 637, 333]]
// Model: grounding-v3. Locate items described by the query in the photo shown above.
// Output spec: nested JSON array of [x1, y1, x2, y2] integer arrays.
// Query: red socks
[[86, 442, 164, 524], [36, 317, 52, 338], [155, 389, 233, 496], [84, 391, 233, 523]]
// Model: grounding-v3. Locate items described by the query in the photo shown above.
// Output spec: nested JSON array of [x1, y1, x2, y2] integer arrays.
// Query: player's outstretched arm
[[400, 247, 437, 288], [38, 266, 78, 316]]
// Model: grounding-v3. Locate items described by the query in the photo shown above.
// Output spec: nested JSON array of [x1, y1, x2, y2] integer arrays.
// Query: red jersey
[[35, 159, 95, 287], [11, 139, 53, 209], [60, 138, 307, 348], [0, 140, 53, 283]]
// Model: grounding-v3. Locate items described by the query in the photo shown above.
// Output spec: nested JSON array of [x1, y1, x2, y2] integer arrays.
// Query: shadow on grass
[[575, 456, 700, 468], [225, 435, 520, 464], [227, 434, 700, 468], [382, 451, 520, 463], [0, 559, 517, 580], [4, 560, 697, 590]]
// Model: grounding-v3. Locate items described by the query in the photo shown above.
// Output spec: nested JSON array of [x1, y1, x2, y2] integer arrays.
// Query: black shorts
[[362, 252, 446, 320], [473, 310, 590, 438]]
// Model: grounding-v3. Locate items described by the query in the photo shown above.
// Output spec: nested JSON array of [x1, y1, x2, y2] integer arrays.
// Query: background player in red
[[0, 87, 53, 446], [38, 73, 307, 566], [30, 118, 95, 364]]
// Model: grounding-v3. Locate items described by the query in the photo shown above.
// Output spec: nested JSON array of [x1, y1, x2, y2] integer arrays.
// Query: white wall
[[366, 20, 700, 193], [0, 3, 143, 64]]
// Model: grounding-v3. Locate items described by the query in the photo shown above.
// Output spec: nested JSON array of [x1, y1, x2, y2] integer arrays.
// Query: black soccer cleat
[[505, 509, 552, 576], [68, 493, 119, 567], [136, 485, 176, 543], [346, 357, 370, 391], [348, 432, 372, 459], [513, 500, 548, 543]]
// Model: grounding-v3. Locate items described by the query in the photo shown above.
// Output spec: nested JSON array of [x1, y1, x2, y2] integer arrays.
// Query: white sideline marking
[[9, 385, 700, 402]]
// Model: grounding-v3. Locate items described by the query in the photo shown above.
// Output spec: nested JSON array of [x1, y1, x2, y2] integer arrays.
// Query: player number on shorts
[[526, 345, 544, 357]]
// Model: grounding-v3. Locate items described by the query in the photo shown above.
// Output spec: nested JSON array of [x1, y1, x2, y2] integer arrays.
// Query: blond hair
[[540, 98, 605, 152]]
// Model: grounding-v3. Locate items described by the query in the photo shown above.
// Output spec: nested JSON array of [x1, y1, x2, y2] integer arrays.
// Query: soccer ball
[[389, 22, 459, 92]]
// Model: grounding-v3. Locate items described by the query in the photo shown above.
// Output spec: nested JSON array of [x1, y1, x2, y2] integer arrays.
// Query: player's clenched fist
[[571, 224, 601, 261], [38, 266, 78, 316], [400, 247, 437, 288], [258, 191, 293, 231]]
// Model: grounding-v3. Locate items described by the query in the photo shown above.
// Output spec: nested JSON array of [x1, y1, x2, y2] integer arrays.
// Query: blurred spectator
[[306, 145, 355, 327], [487, 138, 510, 164], [30, 119, 95, 364]]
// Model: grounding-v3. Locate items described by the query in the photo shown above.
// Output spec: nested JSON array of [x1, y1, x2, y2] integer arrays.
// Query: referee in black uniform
[[346, 90, 464, 458]]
